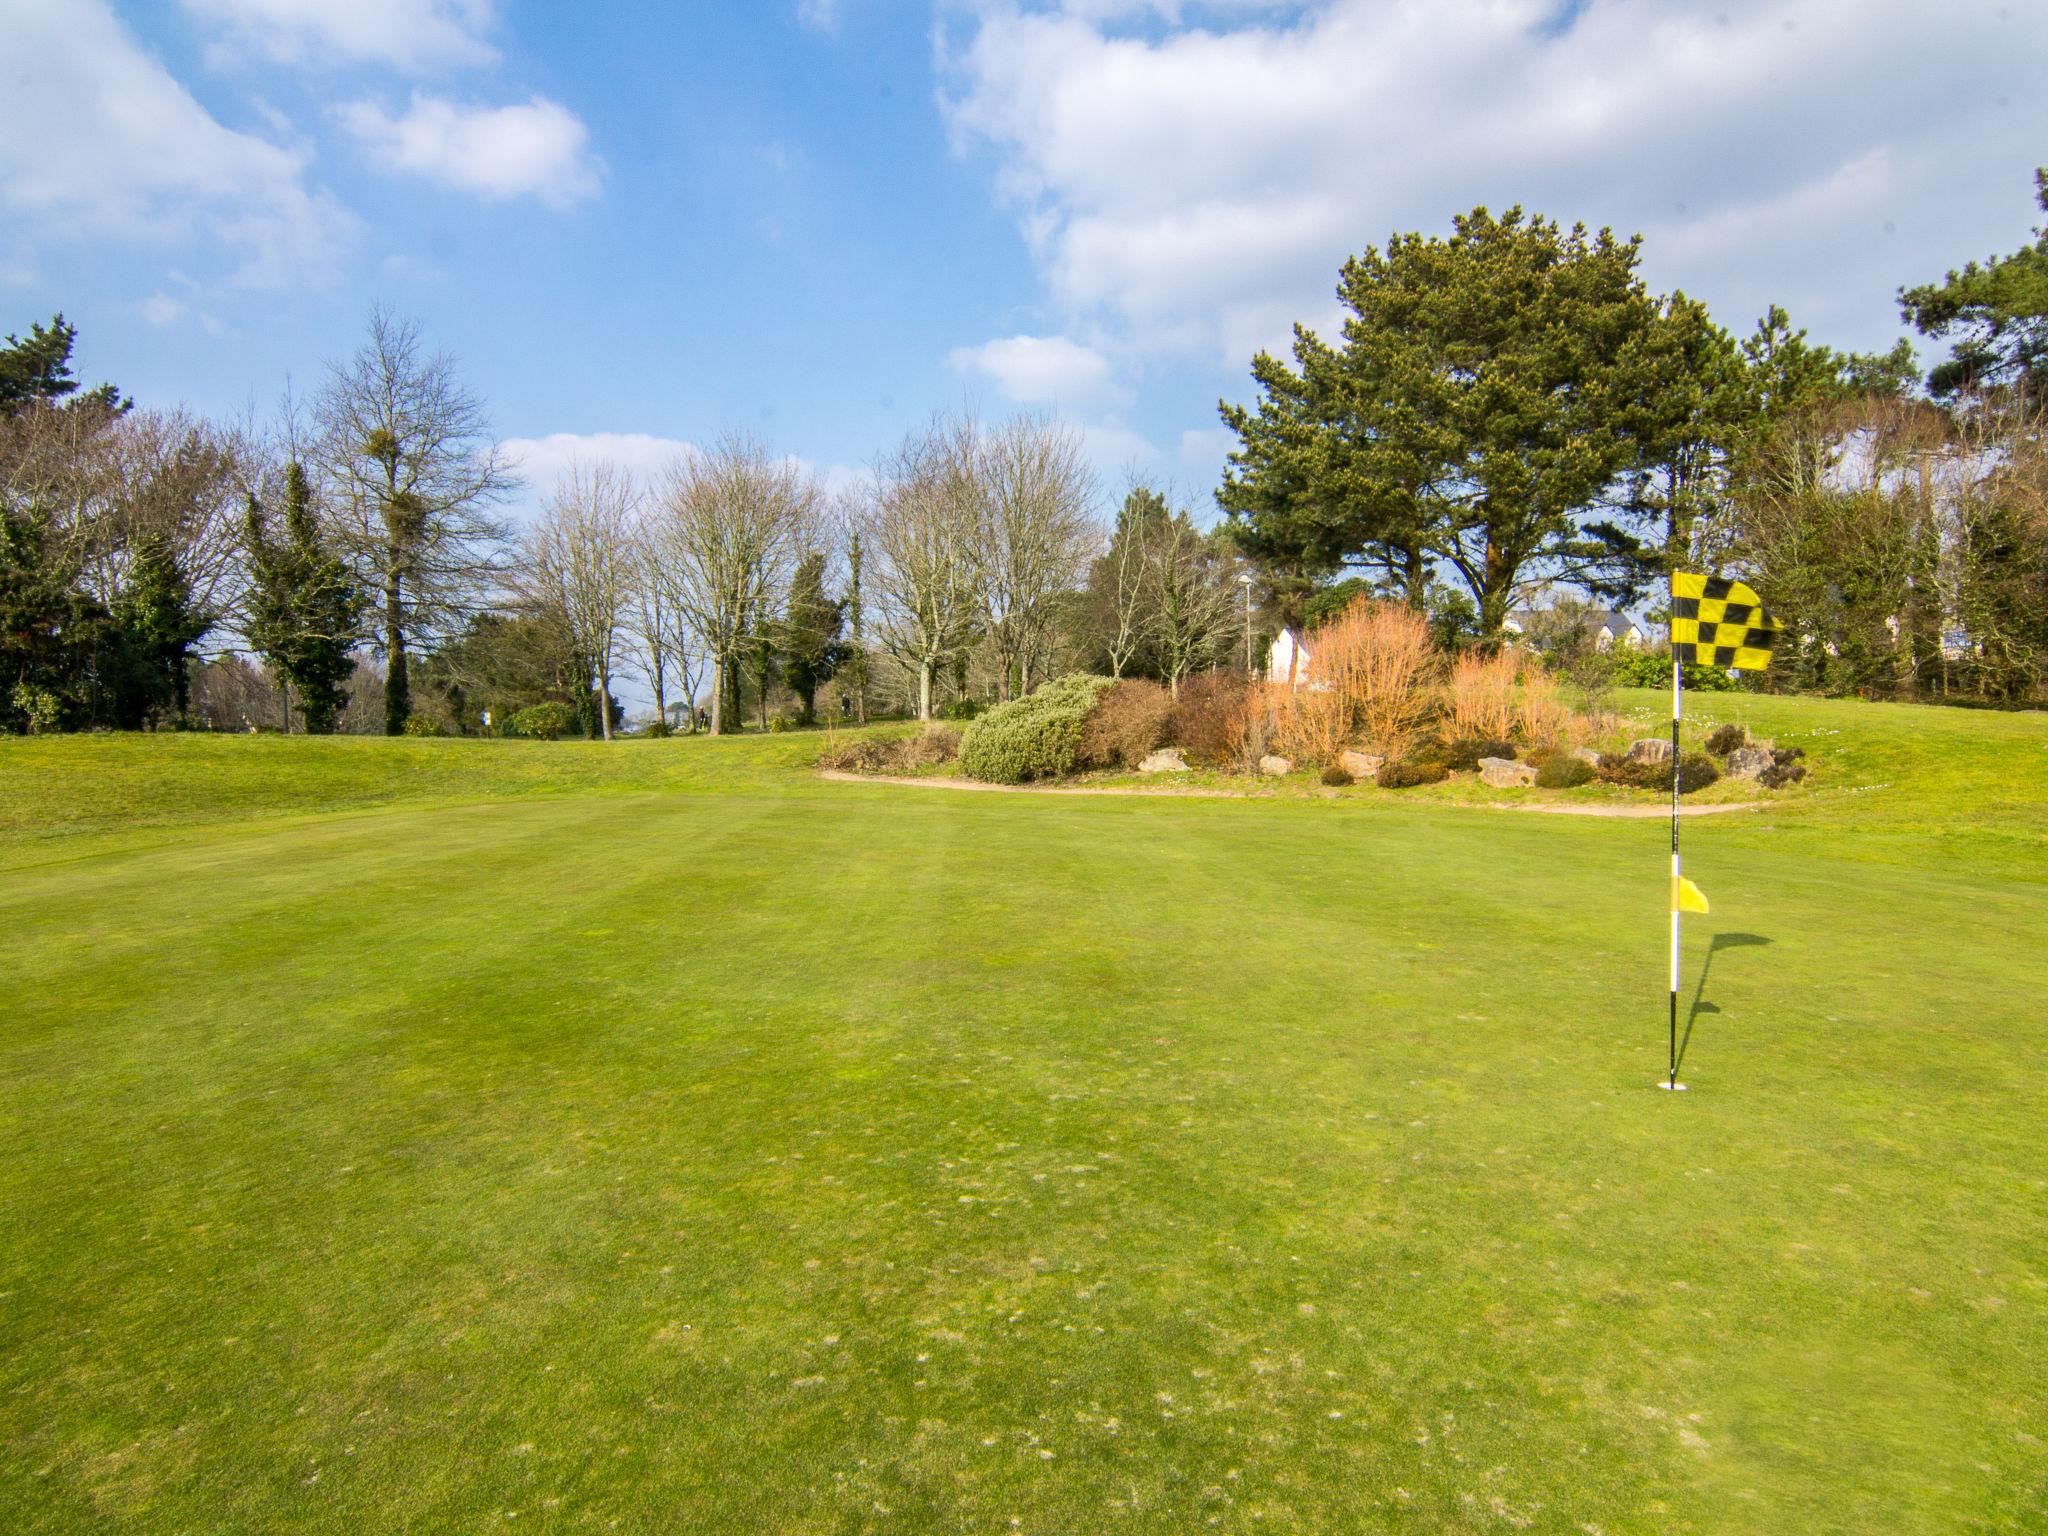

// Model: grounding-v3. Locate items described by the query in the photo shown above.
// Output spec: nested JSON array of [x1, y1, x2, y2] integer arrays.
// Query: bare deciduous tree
[[649, 434, 817, 735], [528, 463, 638, 740], [972, 414, 1100, 698], [869, 416, 981, 721], [314, 307, 514, 734], [1149, 509, 1241, 697]]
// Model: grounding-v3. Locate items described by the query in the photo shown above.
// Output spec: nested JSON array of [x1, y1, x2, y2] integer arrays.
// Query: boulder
[[1479, 756, 1538, 788], [1570, 745, 1603, 768], [1723, 744, 1774, 780], [1137, 747, 1190, 775], [1258, 753, 1294, 778], [1626, 737, 1673, 765], [1339, 749, 1384, 782]]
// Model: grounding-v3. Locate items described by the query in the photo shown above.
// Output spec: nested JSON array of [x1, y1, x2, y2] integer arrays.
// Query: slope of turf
[[1, 696, 2043, 1534]]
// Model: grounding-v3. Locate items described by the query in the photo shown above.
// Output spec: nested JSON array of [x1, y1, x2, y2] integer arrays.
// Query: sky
[[3, 0, 2046, 520]]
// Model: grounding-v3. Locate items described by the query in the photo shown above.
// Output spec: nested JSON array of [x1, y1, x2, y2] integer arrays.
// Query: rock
[[1137, 747, 1189, 774], [1258, 753, 1294, 777], [1724, 744, 1774, 780], [1479, 756, 1538, 788], [1339, 749, 1383, 782], [1570, 745, 1603, 768], [1626, 737, 1673, 764]]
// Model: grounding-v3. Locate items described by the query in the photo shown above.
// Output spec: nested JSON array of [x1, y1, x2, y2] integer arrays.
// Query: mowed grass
[[1, 695, 2043, 1534]]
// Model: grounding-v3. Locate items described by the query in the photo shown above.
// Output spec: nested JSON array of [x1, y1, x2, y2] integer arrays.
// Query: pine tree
[[0, 313, 126, 415], [246, 463, 363, 733], [110, 536, 209, 727], [779, 549, 846, 724]]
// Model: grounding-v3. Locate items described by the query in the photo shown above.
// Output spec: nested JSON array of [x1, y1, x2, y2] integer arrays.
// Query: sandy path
[[817, 770, 1767, 816]]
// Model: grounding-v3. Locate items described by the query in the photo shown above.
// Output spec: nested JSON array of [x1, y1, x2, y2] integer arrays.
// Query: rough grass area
[[1, 694, 2044, 1534]]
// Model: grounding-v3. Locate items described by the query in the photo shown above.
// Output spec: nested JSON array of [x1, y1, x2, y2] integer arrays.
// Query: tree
[[869, 417, 981, 721], [840, 505, 870, 724], [972, 414, 1099, 699], [109, 533, 210, 727], [1220, 207, 1685, 638], [245, 461, 362, 733], [1148, 509, 1240, 697], [1901, 167, 2048, 403], [1080, 484, 1169, 678], [780, 548, 846, 724], [649, 434, 817, 735], [314, 307, 513, 735], [0, 313, 125, 416], [529, 463, 637, 740]]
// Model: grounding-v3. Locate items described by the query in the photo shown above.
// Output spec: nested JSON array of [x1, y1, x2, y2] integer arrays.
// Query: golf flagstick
[[1662, 652, 1686, 1091]]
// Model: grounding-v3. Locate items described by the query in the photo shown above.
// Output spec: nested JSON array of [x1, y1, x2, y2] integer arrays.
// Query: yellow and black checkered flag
[[1671, 571, 1782, 671]]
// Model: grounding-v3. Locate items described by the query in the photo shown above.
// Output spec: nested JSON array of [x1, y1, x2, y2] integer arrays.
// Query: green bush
[[510, 702, 573, 741], [941, 698, 983, 721], [402, 715, 446, 737], [1377, 756, 1449, 789], [1610, 649, 1740, 691], [1320, 763, 1353, 787], [958, 675, 1112, 784], [642, 720, 674, 739], [1441, 736, 1516, 771], [1535, 754, 1595, 788], [767, 716, 794, 733]]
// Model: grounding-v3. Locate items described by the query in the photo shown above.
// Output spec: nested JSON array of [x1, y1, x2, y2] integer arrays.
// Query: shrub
[[402, 714, 447, 737], [1611, 649, 1740, 691], [767, 716, 795, 733], [1441, 736, 1516, 772], [941, 698, 983, 721], [1078, 678, 1173, 770], [1271, 597, 1435, 765], [1377, 755, 1449, 789], [959, 675, 1112, 784], [817, 725, 959, 775], [1513, 663, 1573, 748], [1167, 670, 1251, 766], [1704, 722, 1748, 756], [1320, 762, 1353, 787], [1535, 754, 1595, 788], [510, 702, 574, 741], [1597, 750, 1720, 793], [642, 720, 674, 739], [1759, 760, 1807, 789], [1444, 650, 1518, 741], [10, 683, 62, 735]]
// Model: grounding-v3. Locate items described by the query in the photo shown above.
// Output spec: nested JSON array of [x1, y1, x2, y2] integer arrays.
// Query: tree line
[[1218, 170, 2048, 701], [1, 308, 1251, 737]]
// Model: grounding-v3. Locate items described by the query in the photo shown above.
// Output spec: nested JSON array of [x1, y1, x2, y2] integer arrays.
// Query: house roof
[[1506, 607, 1642, 634]]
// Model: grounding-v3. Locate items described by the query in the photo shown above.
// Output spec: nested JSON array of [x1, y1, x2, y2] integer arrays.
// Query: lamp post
[[1239, 573, 1254, 676]]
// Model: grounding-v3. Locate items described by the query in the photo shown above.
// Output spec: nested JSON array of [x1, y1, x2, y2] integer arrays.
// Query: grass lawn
[[2, 692, 2043, 1533]]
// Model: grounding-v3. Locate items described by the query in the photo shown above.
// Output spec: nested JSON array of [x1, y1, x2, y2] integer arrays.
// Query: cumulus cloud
[[183, 0, 499, 70], [339, 94, 604, 208], [948, 332, 1123, 404], [940, 0, 2048, 363], [502, 432, 696, 497], [0, 0, 356, 287]]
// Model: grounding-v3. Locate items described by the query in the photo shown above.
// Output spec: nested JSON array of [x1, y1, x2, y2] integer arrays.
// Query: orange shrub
[[1514, 661, 1573, 747], [1270, 597, 1436, 763], [1443, 649, 1518, 742]]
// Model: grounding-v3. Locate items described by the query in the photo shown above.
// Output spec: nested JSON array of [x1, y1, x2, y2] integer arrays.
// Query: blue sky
[[5, 0, 2047, 515]]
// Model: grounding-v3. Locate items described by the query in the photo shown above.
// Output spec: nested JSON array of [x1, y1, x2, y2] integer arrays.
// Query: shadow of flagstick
[[1676, 932, 1773, 1077]]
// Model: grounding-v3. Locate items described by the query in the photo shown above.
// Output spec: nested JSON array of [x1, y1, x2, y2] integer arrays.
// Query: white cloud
[[940, 0, 2048, 363], [183, 0, 499, 70], [796, 0, 842, 33], [140, 292, 189, 326], [0, 0, 356, 287], [502, 432, 696, 497], [339, 94, 603, 208], [948, 332, 1123, 404]]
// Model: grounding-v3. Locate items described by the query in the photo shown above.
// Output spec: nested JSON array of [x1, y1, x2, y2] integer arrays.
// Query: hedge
[[959, 675, 1112, 784]]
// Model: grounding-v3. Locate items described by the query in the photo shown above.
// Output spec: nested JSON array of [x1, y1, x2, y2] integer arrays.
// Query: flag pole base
[[1656, 1081, 1688, 1092]]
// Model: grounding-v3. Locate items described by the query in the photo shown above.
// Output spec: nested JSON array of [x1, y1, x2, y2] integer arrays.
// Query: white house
[[1265, 627, 1312, 686], [1502, 608, 1644, 651]]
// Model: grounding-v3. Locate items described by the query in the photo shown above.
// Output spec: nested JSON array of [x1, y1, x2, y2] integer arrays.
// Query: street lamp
[[1239, 573, 1255, 676]]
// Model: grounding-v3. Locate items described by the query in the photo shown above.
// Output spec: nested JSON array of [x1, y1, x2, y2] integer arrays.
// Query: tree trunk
[[383, 574, 408, 735], [918, 660, 933, 722], [598, 670, 613, 740], [709, 655, 726, 735]]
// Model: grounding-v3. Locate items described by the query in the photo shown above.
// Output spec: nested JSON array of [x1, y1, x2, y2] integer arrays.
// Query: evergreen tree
[[110, 535, 209, 727], [779, 549, 846, 724], [0, 313, 126, 416], [1900, 167, 2048, 402], [245, 462, 363, 733], [843, 529, 868, 725]]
